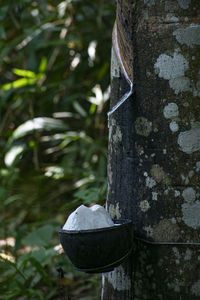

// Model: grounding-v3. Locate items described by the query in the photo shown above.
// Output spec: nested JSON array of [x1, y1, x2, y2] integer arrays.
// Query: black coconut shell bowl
[[58, 219, 133, 273]]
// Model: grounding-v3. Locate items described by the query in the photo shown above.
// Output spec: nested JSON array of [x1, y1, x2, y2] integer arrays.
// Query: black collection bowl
[[58, 219, 133, 273]]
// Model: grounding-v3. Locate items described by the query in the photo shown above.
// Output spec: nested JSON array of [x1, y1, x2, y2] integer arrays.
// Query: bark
[[102, 0, 200, 299]]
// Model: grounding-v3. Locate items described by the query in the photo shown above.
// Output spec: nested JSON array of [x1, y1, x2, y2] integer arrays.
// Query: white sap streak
[[107, 24, 134, 127]]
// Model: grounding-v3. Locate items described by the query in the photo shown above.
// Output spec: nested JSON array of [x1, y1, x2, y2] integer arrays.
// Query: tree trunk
[[102, 0, 200, 299]]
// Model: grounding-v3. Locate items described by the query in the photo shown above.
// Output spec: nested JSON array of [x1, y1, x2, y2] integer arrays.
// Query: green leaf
[[0, 24, 6, 39], [0, 5, 8, 21], [27, 288, 44, 300], [89, 103, 96, 115], [74, 188, 100, 204], [13, 68, 37, 79], [22, 225, 54, 247], [38, 57, 47, 73], [0, 257, 26, 281], [0, 187, 6, 200], [36, 39, 67, 49], [1, 78, 37, 91], [9, 117, 68, 142], [4, 194, 23, 206], [1, 289, 21, 300], [73, 101, 87, 117], [29, 257, 52, 286], [0, 89, 12, 108], [4, 144, 26, 166]]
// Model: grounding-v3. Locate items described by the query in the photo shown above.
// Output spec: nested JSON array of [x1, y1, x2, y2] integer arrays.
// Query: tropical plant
[[0, 0, 115, 298]]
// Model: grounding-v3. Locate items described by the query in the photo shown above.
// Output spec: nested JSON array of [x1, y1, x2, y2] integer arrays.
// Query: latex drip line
[[107, 23, 134, 127], [136, 236, 200, 246]]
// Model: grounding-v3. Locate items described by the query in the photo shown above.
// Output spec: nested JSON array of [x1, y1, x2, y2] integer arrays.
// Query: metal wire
[[135, 236, 200, 246]]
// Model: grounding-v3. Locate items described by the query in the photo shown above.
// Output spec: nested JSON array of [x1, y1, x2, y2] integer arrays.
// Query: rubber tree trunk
[[102, 0, 200, 299]]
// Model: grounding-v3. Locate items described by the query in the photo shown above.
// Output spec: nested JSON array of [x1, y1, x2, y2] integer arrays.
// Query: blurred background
[[0, 0, 115, 299]]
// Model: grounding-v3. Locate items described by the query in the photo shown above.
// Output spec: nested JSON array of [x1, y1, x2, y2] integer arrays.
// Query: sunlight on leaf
[[13, 69, 37, 79], [0, 252, 15, 263], [74, 175, 95, 188], [58, 0, 72, 18], [10, 117, 68, 142], [1, 57, 47, 91], [88, 85, 110, 105], [44, 166, 65, 179], [88, 40, 97, 67], [4, 144, 26, 167], [89, 103, 96, 115], [38, 57, 47, 73], [73, 101, 87, 117], [1, 78, 37, 91]]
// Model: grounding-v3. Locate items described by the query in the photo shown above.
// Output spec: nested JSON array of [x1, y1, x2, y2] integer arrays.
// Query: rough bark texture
[[102, 0, 200, 299]]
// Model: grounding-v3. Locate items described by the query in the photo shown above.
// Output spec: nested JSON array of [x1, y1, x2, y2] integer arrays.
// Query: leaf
[[0, 5, 8, 21], [36, 39, 67, 49], [1, 289, 21, 300], [29, 257, 52, 286], [13, 68, 37, 79], [4, 194, 23, 206], [9, 117, 68, 142], [74, 188, 100, 204], [22, 225, 54, 247], [73, 101, 87, 117], [27, 288, 44, 300], [0, 187, 6, 200], [0, 45, 10, 66], [38, 57, 47, 73], [0, 24, 6, 39], [89, 103, 96, 115], [1, 78, 37, 91], [4, 143, 26, 167], [0, 257, 26, 281]]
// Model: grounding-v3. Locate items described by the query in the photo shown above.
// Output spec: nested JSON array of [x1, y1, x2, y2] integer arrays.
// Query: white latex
[[63, 204, 114, 230]]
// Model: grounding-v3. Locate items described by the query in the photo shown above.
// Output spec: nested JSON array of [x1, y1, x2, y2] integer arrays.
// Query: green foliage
[[22, 225, 54, 247], [1, 57, 47, 91], [0, 0, 114, 298]]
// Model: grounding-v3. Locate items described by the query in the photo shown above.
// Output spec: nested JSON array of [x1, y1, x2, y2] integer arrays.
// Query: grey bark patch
[[163, 103, 179, 119], [139, 200, 151, 212], [177, 0, 191, 10], [153, 219, 180, 242], [169, 76, 191, 94], [182, 187, 196, 203], [154, 53, 189, 80], [184, 248, 192, 261], [169, 121, 179, 132], [145, 176, 156, 188], [173, 25, 200, 47], [150, 164, 166, 182], [154, 52, 190, 94], [191, 280, 200, 296], [165, 1, 179, 12], [112, 126, 122, 144], [182, 201, 200, 229], [144, 0, 155, 7], [178, 128, 200, 154], [106, 265, 131, 291], [135, 117, 152, 137], [108, 203, 122, 219]]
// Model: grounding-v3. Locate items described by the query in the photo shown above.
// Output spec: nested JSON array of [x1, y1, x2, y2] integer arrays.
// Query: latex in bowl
[[58, 219, 133, 273]]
